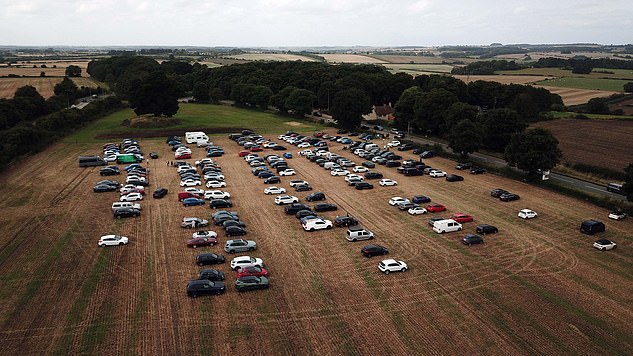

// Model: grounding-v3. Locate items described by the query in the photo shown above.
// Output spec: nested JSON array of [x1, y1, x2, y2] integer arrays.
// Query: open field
[[535, 86, 619, 106], [533, 118, 633, 171], [0, 77, 101, 99], [382, 64, 454, 75], [453, 74, 553, 85], [321, 54, 388, 64], [1, 122, 633, 354], [534, 77, 629, 92], [65, 104, 325, 143], [222, 54, 318, 62], [496, 52, 632, 61], [369, 55, 478, 64], [0, 60, 91, 77], [498, 68, 633, 80]]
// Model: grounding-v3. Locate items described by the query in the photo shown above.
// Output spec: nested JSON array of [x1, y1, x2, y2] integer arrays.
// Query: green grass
[[382, 64, 454, 74], [534, 77, 628, 91], [497, 67, 633, 80], [65, 103, 325, 143], [548, 111, 633, 119]]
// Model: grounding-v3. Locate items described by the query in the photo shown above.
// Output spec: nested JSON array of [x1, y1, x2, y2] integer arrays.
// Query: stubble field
[[0, 77, 101, 99], [1, 131, 632, 355]]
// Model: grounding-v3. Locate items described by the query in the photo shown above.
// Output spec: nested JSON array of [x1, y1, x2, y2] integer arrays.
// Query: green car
[[235, 276, 269, 292]]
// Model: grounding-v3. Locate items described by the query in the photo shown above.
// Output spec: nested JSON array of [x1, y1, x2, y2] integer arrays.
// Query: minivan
[[432, 219, 463, 234], [111, 201, 141, 211], [346, 226, 374, 242], [580, 219, 606, 235]]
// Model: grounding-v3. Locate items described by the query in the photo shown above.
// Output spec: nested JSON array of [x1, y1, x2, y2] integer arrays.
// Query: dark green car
[[235, 276, 269, 292]]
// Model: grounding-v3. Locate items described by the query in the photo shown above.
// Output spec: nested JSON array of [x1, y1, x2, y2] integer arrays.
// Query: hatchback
[[462, 234, 484, 246]]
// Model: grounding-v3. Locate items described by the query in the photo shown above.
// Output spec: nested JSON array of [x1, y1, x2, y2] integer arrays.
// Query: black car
[[364, 172, 383, 179], [397, 144, 413, 151], [412, 195, 431, 204], [455, 162, 472, 170], [412, 148, 425, 155], [296, 209, 316, 219], [476, 224, 499, 235], [272, 145, 287, 151], [113, 207, 141, 219], [420, 150, 436, 158], [225, 226, 247, 237], [214, 216, 239, 226], [306, 192, 326, 202], [196, 253, 225, 266], [264, 176, 281, 184], [222, 220, 246, 229], [127, 179, 149, 187], [198, 269, 225, 281], [499, 193, 520, 202], [258, 171, 274, 179], [153, 187, 168, 199], [149, 152, 159, 159], [385, 160, 401, 168], [285, 203, 311, 215], [362, 161, 376, 168], [361, 244, 389, 257], [99, 166, 120, 176], [446, 174, 464, 182], [336, 129, 348, 134], [93, 184, 118, 192], [334, 215, 359, 227], [210, 199, 233, 209], [314, 203, 337, 212], [294, 184, 313, 192], [355, 182, 374, 190], [212, 210, 239, 219], [490, 189, 509, 198], [186, 279, 226, 297], [470, 167, 486, 175], [462, 234, 484, 246]]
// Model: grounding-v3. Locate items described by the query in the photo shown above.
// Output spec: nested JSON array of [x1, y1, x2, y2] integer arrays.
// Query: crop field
[[383, 64, 454, 75], [321, 54, 388, 64], [535, 86, 619, 106], [1, 122, 633, 354], [222, 54, 319, 62], [534, 77, 629, 92], [498, 68, 633, 81], [453, 74, 551, 85], [533, 118, 633, 171], [0, 77, 101, 99], [0, 60, 91, 77]]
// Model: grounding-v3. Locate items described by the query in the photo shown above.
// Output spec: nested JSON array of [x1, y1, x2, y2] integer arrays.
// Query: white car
[[103, 154, 118, 162], [408, 207, 428, 215], [184, 187, 205, 195], [204, 190, 231, 200], [279, 168, 296, 176], [518, 209, 538, 219], [345, 174, 364, 182], [120, 192, 143, 202], [386, 140, 401, 148], [264, 142, 278, 148], [98, 235, 129, 247], [352, 166, 368, 173], [299, 149, 313, 156], [388, 197, 410, 206], [608, 211, 627, 220], [204, 173, 225, 181], [206, 180, 227, 188], [429, 170, 447, 178], [126, 175, 146, 182], [331, 169, 350, 176], [192, 230, 218, 239], [297, 142, 311, 148], [302, 218, 333, 231], [230, 256, 264, 271], [264, 186, 287, 195], [379, 179, 398, 186], [289, 180, 308, 187], [378, 259, 408, 274], [120, 186, 144, 195], [593, 239, 617, 251], [195, 158, 215, 166], [177, 165, 195, 173], [197, 141, 212, 148], [274, 195, 299, 205], [180, 179, 201, 187]]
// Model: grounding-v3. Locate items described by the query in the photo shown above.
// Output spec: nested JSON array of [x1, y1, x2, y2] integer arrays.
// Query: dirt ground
[[533, 118, 633, 171], [535, 86, 619, 106], [1, 131, 632, 355], [0, 77, 99, 99]]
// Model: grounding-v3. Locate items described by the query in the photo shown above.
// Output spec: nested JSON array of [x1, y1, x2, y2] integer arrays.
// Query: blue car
[[258, 171, 274, 179], [340, 138, 353, 144], [283, 152, 293, 159], [182, 198, 206, 207], [124, 163, 144, 172]]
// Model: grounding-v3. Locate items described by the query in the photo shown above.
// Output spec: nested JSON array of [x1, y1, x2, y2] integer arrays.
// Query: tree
[[192, 82, 210, 102], [251, 85, 273, 110], [444, 102, 479, 134], [331, 88, 371, 130], [14, 85, 48, 118], [270, 86, 298, 114], [209, 87, 224, 103], [504, 128, 562, 178], [571, 60, 593, 74], [413, 88, 458, 136], [65, 65, 82, 77], [393, 86, 423, 132], [448, 120, 483, 157], [624, 82, 633, 93], [284, 88, 314, 115], [586, 97, 610, 114], [480, 108, 526, 152], [623, 163, 633, 201], [128, 71, 180, 117]]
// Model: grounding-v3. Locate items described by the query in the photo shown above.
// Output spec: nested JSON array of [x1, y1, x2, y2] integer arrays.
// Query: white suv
[[378, 259, 407, 274], [204, 190, 231, 200], [302, 218, 333, 231], [230, 256, 263, 271], [275, 195, 299, 205], [518, 209, 538, 219]]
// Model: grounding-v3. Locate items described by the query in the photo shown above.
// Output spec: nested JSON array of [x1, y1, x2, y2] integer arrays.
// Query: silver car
[[224, 239, 257, 253]]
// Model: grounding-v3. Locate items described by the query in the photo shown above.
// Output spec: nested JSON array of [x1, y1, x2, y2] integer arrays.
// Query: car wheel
[[352, 238, 357, 242], [601, 247, 606, 251], [384, 270, 389, 274], [99, 244, 105, 247], [401, 268, 407, 272], [119, 242, 124, 246], [197, 262, 204, 266], [458, 227, 462, 231], [190, 293, 197, 298], [116, 215, 121, 219], [310, 228, 315, 232], [193, 245, 197, 248], [326, 225, 332, 229], [249, 247, 254, 251]]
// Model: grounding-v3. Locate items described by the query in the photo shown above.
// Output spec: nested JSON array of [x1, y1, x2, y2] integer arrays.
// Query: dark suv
[[186, 279, 226, 297], [153, 188, 168, 199], [314, 203, 337, 212], [335, 215, 359, 227], [462, 234, 484, 246], [198, 269, 225, 281], [196, 253, 225, 266], [364, 172, 383, 179], [113, 207, 141, 219], [285, 203, 311, 215], [361, 244, 389, 257], [306, 192, 326, 202]]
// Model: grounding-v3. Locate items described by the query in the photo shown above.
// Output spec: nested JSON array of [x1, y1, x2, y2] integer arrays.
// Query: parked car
[[364, 171, 383, 179], [192, 230, 218, 239], [432, 219, 463, 234], [236, 266, 269, 278], [518, 209, 538, 219], [225, 226, 247, 237], [274, 195, 299, 205], [302, 217, 333, 231], [389, 197, 410, 206], [198, 269, 225, 281], [361, 244, 389, 257], [346, 226, 374, 242], [153, 188, 168, 199], [470, 167, 487, 175], [235, 276, 270, 292], [593, 239, 617, 251], [222, 220, 246, 229], [289, 179, 308, 187], [230, 256, 263, 271], [224, 239, 257, 253], [186, 280, 226, 297], [490, 189, 509, 198], [446, 174, 464, 182], [206, 180, 227, 188], [98, 235, 129, 247], [451, 213, 474, 223], [362, 161, 376, 168], [412, 195, 431, 204], [99, 166, 120, 176], [94, 184, 118, 192], [306, 192, 326, 202], [455, 162, 473, 170], [196, 253, 225, 266], [204, 190, 231, 200], [354, 182, 374, 190], [420, 150, 436, 158], [294, 184, 313, 192], [427, 203, 447, 213], [378, 259, 407, 274], [285, 203, 311, 215], [264, 186, 286, 195], [608, 211, 627, 220], [462, 234, 484, 246], [279, 168, 296, 176], [334, 215, 359, 227], [352, 166, 368, 173], [119, 192, 143, 202], [182, 197, 206, 207], [149, 152, 159, 159], [296, 210, 316, 220], [263, 176, 281, 184], [314, 203, 337, 212], [408, 206, 428, 215], [580, 219, 606, 235], [499, 193, 520, 202], [187, 237, 217, 248], [379, 178, 398, 186], [210, 199, 233, 209], [476, 224, 499, 235], [429, 170, 447, 178], [181, 217, 209, 228]]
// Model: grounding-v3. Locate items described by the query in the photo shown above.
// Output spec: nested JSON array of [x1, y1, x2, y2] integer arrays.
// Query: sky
[[1, 0, 632, 47]]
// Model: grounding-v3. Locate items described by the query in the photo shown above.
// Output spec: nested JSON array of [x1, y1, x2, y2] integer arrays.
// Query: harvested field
[[533, 118, 633, 171], [0, 77, 101, 99], [369, 55, 476, 64], [223, 54, 318, 62], [535, 86, 618, 106], [454, 74, 553, 85], [0, 60, 90, 77], [383, 64, 454, 75], [1, 129, 632, 354], [321, 54, 387, 64]]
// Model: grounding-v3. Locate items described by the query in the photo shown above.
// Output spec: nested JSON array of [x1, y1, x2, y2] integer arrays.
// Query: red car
[[250, 146, 263, 152], [236, 266, 269, 278], [238, 150, 250, 157], [187, 237, 218, 248], [450, 213, 473, 223], [426, 203, 447, 213], [314, 132, 324, 138], [175, 153, 191, 159]]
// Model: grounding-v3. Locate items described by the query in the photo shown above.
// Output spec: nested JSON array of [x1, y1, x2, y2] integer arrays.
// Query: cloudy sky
[[1, 0, 632, 47]]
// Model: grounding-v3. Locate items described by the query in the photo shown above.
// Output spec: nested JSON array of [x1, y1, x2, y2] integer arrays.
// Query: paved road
[[372, 129, 626, 201]]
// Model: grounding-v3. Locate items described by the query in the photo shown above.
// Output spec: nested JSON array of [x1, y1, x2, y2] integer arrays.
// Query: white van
[[111, 201, 141, 211], [365, 143, 379, 151], [432, 219, 463, 234], [346, 226, 374, 242], [185, 131, 209, 144]]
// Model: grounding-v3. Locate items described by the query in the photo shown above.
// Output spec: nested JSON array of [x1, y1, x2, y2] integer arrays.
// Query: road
[[371, 128, 626, 201]]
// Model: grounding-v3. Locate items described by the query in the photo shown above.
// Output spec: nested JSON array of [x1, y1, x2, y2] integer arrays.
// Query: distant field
[[536, 86, 618, 106], [534, 77, 628, 91], [453, 74, 551, 85], [223, 53, 318, 62], [197, 61, 223, 68], [0, 77, 102, 99], [321, 54, 387, 64], [497, 68, 633, 80], [0, 60, 91, 77], [549, 111, 633, 120], [383, 64, 454, 75], [65, 103, 325, 142]]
